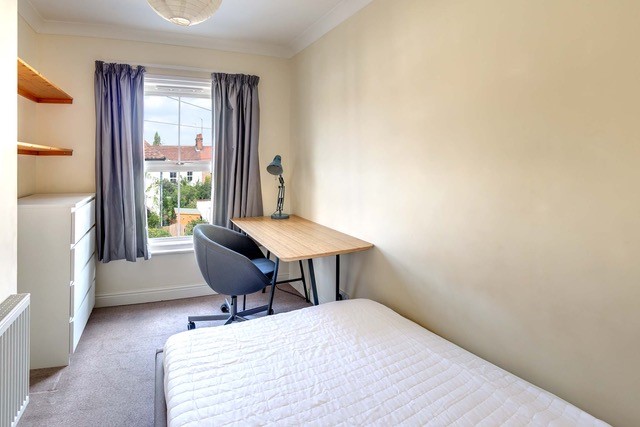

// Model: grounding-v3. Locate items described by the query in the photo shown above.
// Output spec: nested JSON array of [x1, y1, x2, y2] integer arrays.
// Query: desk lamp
[[267, 155, 289, 220]]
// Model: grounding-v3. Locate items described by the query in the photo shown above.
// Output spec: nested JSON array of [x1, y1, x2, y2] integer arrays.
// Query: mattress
[[163, 299, 607, 426]]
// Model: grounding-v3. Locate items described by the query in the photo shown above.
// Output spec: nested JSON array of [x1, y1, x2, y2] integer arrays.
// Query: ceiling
[[19, 0, 373, 58]]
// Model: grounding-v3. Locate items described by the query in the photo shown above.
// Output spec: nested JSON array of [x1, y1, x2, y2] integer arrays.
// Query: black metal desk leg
[[307, 259, 319, 306], [299, 260, 309, 302], [267, 258, 280, 315], [336, 255, 341, 301], [262, 250, 271, 294]]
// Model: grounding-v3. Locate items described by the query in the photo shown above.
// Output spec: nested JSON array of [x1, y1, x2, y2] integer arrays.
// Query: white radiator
[[0, 294, 30, 427]]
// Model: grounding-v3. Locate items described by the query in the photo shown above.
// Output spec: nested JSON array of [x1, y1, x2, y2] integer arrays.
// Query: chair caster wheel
[[187, 322, 196, 330], [268, 308, 274, 315], [220, 303, 229, 313]]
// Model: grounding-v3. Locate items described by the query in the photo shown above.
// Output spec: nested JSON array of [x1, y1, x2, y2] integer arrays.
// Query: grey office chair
[[187, 224, 276, 330]]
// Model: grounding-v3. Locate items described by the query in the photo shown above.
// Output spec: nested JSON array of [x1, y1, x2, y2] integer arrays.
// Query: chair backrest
[[193, 224, 271, 297]]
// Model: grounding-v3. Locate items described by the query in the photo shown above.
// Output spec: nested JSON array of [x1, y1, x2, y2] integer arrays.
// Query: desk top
[[231, 215, 373, 262]]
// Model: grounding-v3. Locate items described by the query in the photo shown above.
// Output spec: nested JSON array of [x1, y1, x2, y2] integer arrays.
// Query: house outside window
[[143, 76, 213, 247]]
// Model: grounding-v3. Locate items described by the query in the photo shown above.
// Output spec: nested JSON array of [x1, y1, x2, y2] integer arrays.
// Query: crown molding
[[18, 0, 373, 59], [39, 20, 293, 58], [18, 0, 45, 31], [289, 0, 373, 56]]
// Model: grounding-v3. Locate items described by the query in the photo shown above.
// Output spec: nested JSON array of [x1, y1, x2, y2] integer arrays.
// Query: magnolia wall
[[291, 1, 640, 425], [18, 16, 38, 198], [0, 0, 17, 301], [17, 22, 292, 302]]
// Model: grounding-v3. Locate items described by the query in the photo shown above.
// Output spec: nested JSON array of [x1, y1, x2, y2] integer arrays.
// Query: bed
[[157, 299, 607, 426]]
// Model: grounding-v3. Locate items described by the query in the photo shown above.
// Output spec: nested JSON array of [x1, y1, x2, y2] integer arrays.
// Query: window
[[143, 76, 213, 248]]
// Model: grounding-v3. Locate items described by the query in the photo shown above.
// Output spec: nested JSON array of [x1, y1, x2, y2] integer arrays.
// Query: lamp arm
[[276, 175, 285, 215]]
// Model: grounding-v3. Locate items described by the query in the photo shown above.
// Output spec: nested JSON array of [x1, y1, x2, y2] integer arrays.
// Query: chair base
[[187, 296, 272, 329]]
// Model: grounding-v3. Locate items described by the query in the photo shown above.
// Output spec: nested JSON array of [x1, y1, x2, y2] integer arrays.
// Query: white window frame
[[144, 75, 213, 254]]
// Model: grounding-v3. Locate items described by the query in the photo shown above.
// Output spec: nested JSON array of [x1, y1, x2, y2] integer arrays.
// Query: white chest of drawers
[[18, 193, 96, 369]]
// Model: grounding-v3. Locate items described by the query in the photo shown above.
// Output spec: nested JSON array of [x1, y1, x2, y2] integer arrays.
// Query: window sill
[[149, 237, 194, 256]]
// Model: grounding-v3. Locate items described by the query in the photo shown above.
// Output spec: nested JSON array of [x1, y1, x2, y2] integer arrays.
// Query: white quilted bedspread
[[163, 299, 607, 426]]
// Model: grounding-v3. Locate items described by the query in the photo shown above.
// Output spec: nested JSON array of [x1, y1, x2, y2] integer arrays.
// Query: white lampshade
[[147, 0, 223, 26]]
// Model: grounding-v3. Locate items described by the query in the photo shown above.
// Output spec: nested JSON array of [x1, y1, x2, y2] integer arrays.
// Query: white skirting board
[[95, 273, 295, 308], [95, 284, 213, 307]]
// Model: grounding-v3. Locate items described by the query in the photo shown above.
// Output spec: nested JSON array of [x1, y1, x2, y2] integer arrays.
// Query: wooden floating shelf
[[18, 142, 73, 156], [18, 58, 73, 104], [17, 59, 74, 156]]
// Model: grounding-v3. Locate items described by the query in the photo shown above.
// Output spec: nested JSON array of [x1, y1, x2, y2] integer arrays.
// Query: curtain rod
[[100, 60, 212, 73]]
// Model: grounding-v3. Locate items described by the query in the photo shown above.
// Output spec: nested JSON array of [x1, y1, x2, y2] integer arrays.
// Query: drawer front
[[71, 199, 96, 245], [73, 254, 96, 315], [70, 280, 95, 353], [70, 227, 96, 284]]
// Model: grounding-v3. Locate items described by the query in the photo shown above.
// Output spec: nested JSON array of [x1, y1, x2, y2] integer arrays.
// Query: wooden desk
[[232, 215, 373, 305]]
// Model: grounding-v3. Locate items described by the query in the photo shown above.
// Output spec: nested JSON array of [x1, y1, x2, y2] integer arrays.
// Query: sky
[[143, 95, 213, 149]]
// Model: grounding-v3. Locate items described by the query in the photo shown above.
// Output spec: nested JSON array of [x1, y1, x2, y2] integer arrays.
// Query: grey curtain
[[212, 73, 263, 227], [95, 61, 149, 262]]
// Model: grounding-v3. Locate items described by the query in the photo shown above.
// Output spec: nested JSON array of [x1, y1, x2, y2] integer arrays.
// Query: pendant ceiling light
[[147, 0, 223, 26]]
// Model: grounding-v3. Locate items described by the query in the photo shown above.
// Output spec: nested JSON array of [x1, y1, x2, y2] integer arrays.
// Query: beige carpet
[[20, 285, 311, 427]]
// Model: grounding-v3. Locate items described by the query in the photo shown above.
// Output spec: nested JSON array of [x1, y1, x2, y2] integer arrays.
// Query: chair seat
[[251, 258, 275, 278]]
